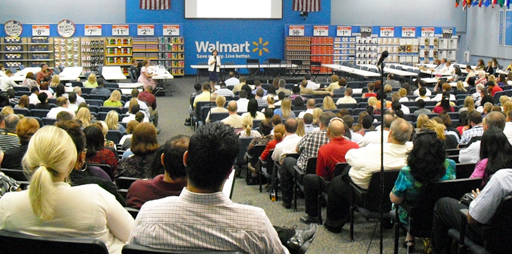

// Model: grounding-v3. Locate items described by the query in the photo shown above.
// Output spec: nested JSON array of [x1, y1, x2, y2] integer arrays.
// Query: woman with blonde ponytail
[[0, 126, 133, 254], [238, 114, 262, 138]]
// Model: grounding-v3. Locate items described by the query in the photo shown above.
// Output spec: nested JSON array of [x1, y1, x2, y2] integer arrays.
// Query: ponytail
[[28, 165, 58, 220], [245, 124, 252, 137]]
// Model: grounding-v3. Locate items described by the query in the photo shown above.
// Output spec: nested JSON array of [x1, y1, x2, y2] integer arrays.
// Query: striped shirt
[[129, 188, 288, 254], [0, 131, 20, 153], [296, 130, 329, 171]]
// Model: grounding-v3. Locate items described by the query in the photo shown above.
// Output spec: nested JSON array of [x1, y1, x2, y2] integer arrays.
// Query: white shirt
[[458, 141, 481, 164], [224, 77, 240, 86], [0, 183, 134, 254], [29, 93, 41, 105], [46, 107, 75, 119], [414, 96, 431, 101], [400, 104, 410, 114], [413, 88, 431, 97], [76, 94, 86, 105], [432, 93, 456, 102], [272, 133, 302, 163], [347, 143, 409, 189], [336, 96, 357, 104], [236, 98, 249, 113], [357, 130, 390, 147], [124, 99, 150, 119], [503, 122, 512, 145], [306, 80, 320, 90], [129, 188, 288, 254], [0, 76, 20, 91], [221, 114, 244, 129], [208, 56, 221, 72], [298, 108, 315, 119], [122, 113, 149, 123]]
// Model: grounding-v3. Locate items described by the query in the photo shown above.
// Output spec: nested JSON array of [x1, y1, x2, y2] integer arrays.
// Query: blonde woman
[[1, 106, 14, 117], [455, 81, 467, 95], [75, 107, 92, 128], [296, 118, 305, 137], [84, 73, 98, 88], [0, 126, 134, 254], [416, 114, 429, 129], [322, 96, 337, 110], [105, 110, 126, 133], [459, 96, 475, 113], [274, 98, 295, 119], [312, 107, 323, 126], [104, 90, 123, 108], [49, 75, 60, 89], [503, 101, 512, 116], [238, 114, 262, 138]]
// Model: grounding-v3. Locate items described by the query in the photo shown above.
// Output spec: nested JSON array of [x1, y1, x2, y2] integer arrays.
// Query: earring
[[80, 162, 88, 172]]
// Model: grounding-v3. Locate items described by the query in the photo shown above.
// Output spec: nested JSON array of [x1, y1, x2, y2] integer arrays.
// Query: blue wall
[[125, 0, 331, 74]]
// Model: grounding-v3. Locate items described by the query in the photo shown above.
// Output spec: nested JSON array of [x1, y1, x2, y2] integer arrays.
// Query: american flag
[[293, 0, 321, 12], [140, 0, 170, 10]]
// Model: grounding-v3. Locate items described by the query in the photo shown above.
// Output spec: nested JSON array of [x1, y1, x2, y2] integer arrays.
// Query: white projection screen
[[185, 0, 282, 19]]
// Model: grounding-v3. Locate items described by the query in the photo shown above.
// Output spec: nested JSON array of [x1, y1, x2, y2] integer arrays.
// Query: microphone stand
[[378, 60, 385, 254]]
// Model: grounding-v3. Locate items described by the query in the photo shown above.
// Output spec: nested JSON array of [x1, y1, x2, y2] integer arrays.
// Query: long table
[[322, 64, 380, 78], [11, 67, 41, 82], [58, 67, 83, 81], [359, 64, 418, 77], [190, 63, 296, 81], [102, 66, 127, 81]]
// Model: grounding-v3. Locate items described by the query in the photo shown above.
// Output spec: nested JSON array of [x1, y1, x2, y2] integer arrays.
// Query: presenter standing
[[208, 50, 221, 89]]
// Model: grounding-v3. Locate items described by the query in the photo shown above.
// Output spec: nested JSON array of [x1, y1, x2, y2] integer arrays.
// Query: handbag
[[459, 192, 475, 206]]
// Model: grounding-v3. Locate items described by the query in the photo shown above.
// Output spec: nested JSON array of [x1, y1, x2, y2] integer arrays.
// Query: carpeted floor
[[147, 75, 425, 254]]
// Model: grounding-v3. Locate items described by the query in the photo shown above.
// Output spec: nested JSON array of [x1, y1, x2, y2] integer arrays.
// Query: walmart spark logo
[[252, 38, 269, 56]]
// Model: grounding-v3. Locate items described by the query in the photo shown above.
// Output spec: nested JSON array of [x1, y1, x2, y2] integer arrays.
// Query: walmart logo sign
[[195, 38, 269, 59]]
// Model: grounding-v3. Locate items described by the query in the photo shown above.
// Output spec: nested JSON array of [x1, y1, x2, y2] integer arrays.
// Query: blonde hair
[[95, 121, 109, 137], [50, 75, 60, 87], [273, 124, 286, 142], [105, 110, 120, 130], [503, 101, 512, 116], [242, 114, 253, 136], [398, 88, 407, 98], [312, 107, 323, 125], [108, 90, 121, 103], [216, 95, 226, 108], [296, 118, 305, 137], [88, 73, 97, 84], [1, 106, 14, 116], [421, 119, 446, 140], [368, 97, 377, 107], [384, 84, 392, 93], [75, 107, 91, 128], [128, 98, 139, 112], [280, 98, 293, 119], [331, 74, 339, 83], [22, 126, 77, 220], [322, 96, 336, 110], [500, 95, 510, 105], [416, 114, 429, 129], [488, 74, 496, 84], [456, 81, 466, 92], [464, 96, 475, 113], [267, 95, 275, 105]]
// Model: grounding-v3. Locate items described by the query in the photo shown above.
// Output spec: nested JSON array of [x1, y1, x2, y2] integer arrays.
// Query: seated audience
[[1, 117, 40, 170], [103, 90, 123, 108], [238, 114, 262, 138], [46, 97, 75, 119], [84, 125, 119, 174], [105, 110, 126, 133], [459, 111, 505, 163]]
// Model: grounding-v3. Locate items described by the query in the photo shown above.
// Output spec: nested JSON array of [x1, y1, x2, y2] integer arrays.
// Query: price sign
[[442, 27, 453, 38], [421, 27, 435, 37], [112, 25, 129, 36], [336, 26, 351, 36], [402, 27, 416, 38], [380, 27, 394, 37], [289, 25, 304, 36], [163, 25, 180, 36], [85, 25, 102, 36], [313, 26, 329, 36], [57, 19, 75, 38], [4, 20, 22, 37], [32, 25, 50, 36], [137, 25, 154, 36], [360, 26, 372, 37]]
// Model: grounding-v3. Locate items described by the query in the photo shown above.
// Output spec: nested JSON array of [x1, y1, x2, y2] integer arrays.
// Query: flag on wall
[[140, 0, 170, 10], [293, 0, 321, 12]]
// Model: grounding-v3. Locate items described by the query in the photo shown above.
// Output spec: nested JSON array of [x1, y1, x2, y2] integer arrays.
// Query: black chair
[[106, 130, 124, 145], [310, 61, 322, 81], [122, 243, 242, 254], [271, 153, 299, 203], [209, 112, 229, 122], [193, 101, 215, 130], [349, 170, 400, 242], [100, 106, 122, 113], [2, 168, 27, 181], [235, 137, 254, 177], [128, 69, 138, 83], [448, 195, 512, 254], [13, 108, 30, 116], [30, 109, 50, 118], [293, 157, 317, 212], [258, 149, 274, 195], [288, 60, 304, 77], [116, 176, 140, 190], [42, 117, 56, 126], [246, 59, 261, 78], [89, 163, 114, 181], [0, 230, 109, 254], [88, 94, 107, 101], [317, 162, 349, 225], [245, 144, 267, 187], [392, 178, 482, 254], [86, 99, 104, 107], [455, 163, 476, 179]]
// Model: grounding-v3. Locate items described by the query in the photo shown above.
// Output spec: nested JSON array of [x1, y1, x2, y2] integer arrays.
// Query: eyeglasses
[[329, 117, 344, 126]]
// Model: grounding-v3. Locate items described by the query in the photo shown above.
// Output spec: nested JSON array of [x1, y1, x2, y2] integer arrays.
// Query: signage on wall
[[380, 27, 394, 37], [313, 26, 329, 36], [112, 25, 129, 36], [32, 25, 50, 36], [57, 19, 76, 38], [289, 25, 305, 36], [195, 37, 269, 60], [360, 26, 372, 37], [85, 25, 102, 36], [442, 28, 453, 38], [137, 25, 155, 36], [163, 25, 180, 36], [402, 27, 416, 38], [336, 26, 351, 37], [4, 20, 22, 37], [421, 27, 434, 37]]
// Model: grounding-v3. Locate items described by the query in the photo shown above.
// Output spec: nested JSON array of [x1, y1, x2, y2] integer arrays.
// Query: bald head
[[307, 99, 316, 109], [227, 101, 238, 113], [328, 119, 345, 138], [389, 118, 413, 144]]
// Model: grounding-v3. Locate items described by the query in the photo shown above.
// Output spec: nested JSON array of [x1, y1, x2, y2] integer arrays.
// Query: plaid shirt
[[459, 125, 484, 145], [296, 130, 329, 171]]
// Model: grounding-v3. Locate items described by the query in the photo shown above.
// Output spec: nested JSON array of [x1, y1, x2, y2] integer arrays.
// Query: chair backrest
[[106, 130, 124, 144], [100, 106, 122, 113], [455, 163, 476, 179], [236, 137, 254, 166], [13, 108, 30, 116], [89, 163, 114, 181], [42, 117, 56, 126], [360, 170, 400, 212], [250, 144, 267, 166], [128, 68, 137, 83], [30, 109, 50, 118], [0, 230, 109, 254], [86, 99, 104, 107], [209, 112, 229, 122], [122, 243, 241, 254], [333, 162, 349, 178], [2, 168, 27, 181], [305, 157, 317, 175], [116, 176, 140, 189], [247, 59, 259, 65]]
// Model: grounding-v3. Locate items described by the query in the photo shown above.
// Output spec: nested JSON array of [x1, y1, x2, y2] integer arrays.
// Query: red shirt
[[491, 86, 503, 97], [126, 174, 187, 209], [316, 138, 359, 180], [433, 105, 454, 114], [260, 138, 281, 161], [363, 93, 377, 98], [86, 148, 119, 172], [139, 91, 157, 110]]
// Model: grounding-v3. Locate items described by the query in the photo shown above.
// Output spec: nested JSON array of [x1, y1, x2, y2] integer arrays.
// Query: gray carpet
[[146, 75, 425, 254]]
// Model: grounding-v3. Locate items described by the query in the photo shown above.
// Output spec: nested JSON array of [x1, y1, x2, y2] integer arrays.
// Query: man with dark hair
[[384, 73, 401, 90], [414, 99, 431, 115], [126, 135, 189, 209], [324, 118, 413, 233], [251, 80, 267, 96], [303, 113, 315, 134], [221, 101, 243, 128], [232, 77, 246, 93], [357, 114, 395, 147], [215, 82, 234, 97], [459, 110, 484, 145], [459, 111, 506, 163], [300, 118, 359, 224], [125, 88, 150, 119], [28, 86, 40, 105], [68, 92, 79, 112], [129, 122, 317, 253], [193, 82, 211, 109], [255, 88, 268, 107], [0, 114, 20, 152], [56, 111, 74, 123], [276, 79, 291, 95], [90, 78, 111, 96], [279, 112, 335, 209], [139, 84, 159, 128], [305, 74, 320, 90]]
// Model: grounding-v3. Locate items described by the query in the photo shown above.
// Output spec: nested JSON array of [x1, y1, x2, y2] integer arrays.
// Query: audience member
[[357, 114, 394, 147], [1, 117, 39, 170], [238, 114, 262, 138], [0, 114, 20, 152], [46, 97, 75, 119], [459, 110, 484, 145], [298, 99, 316, 119], [84, 125, 119, 174]]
